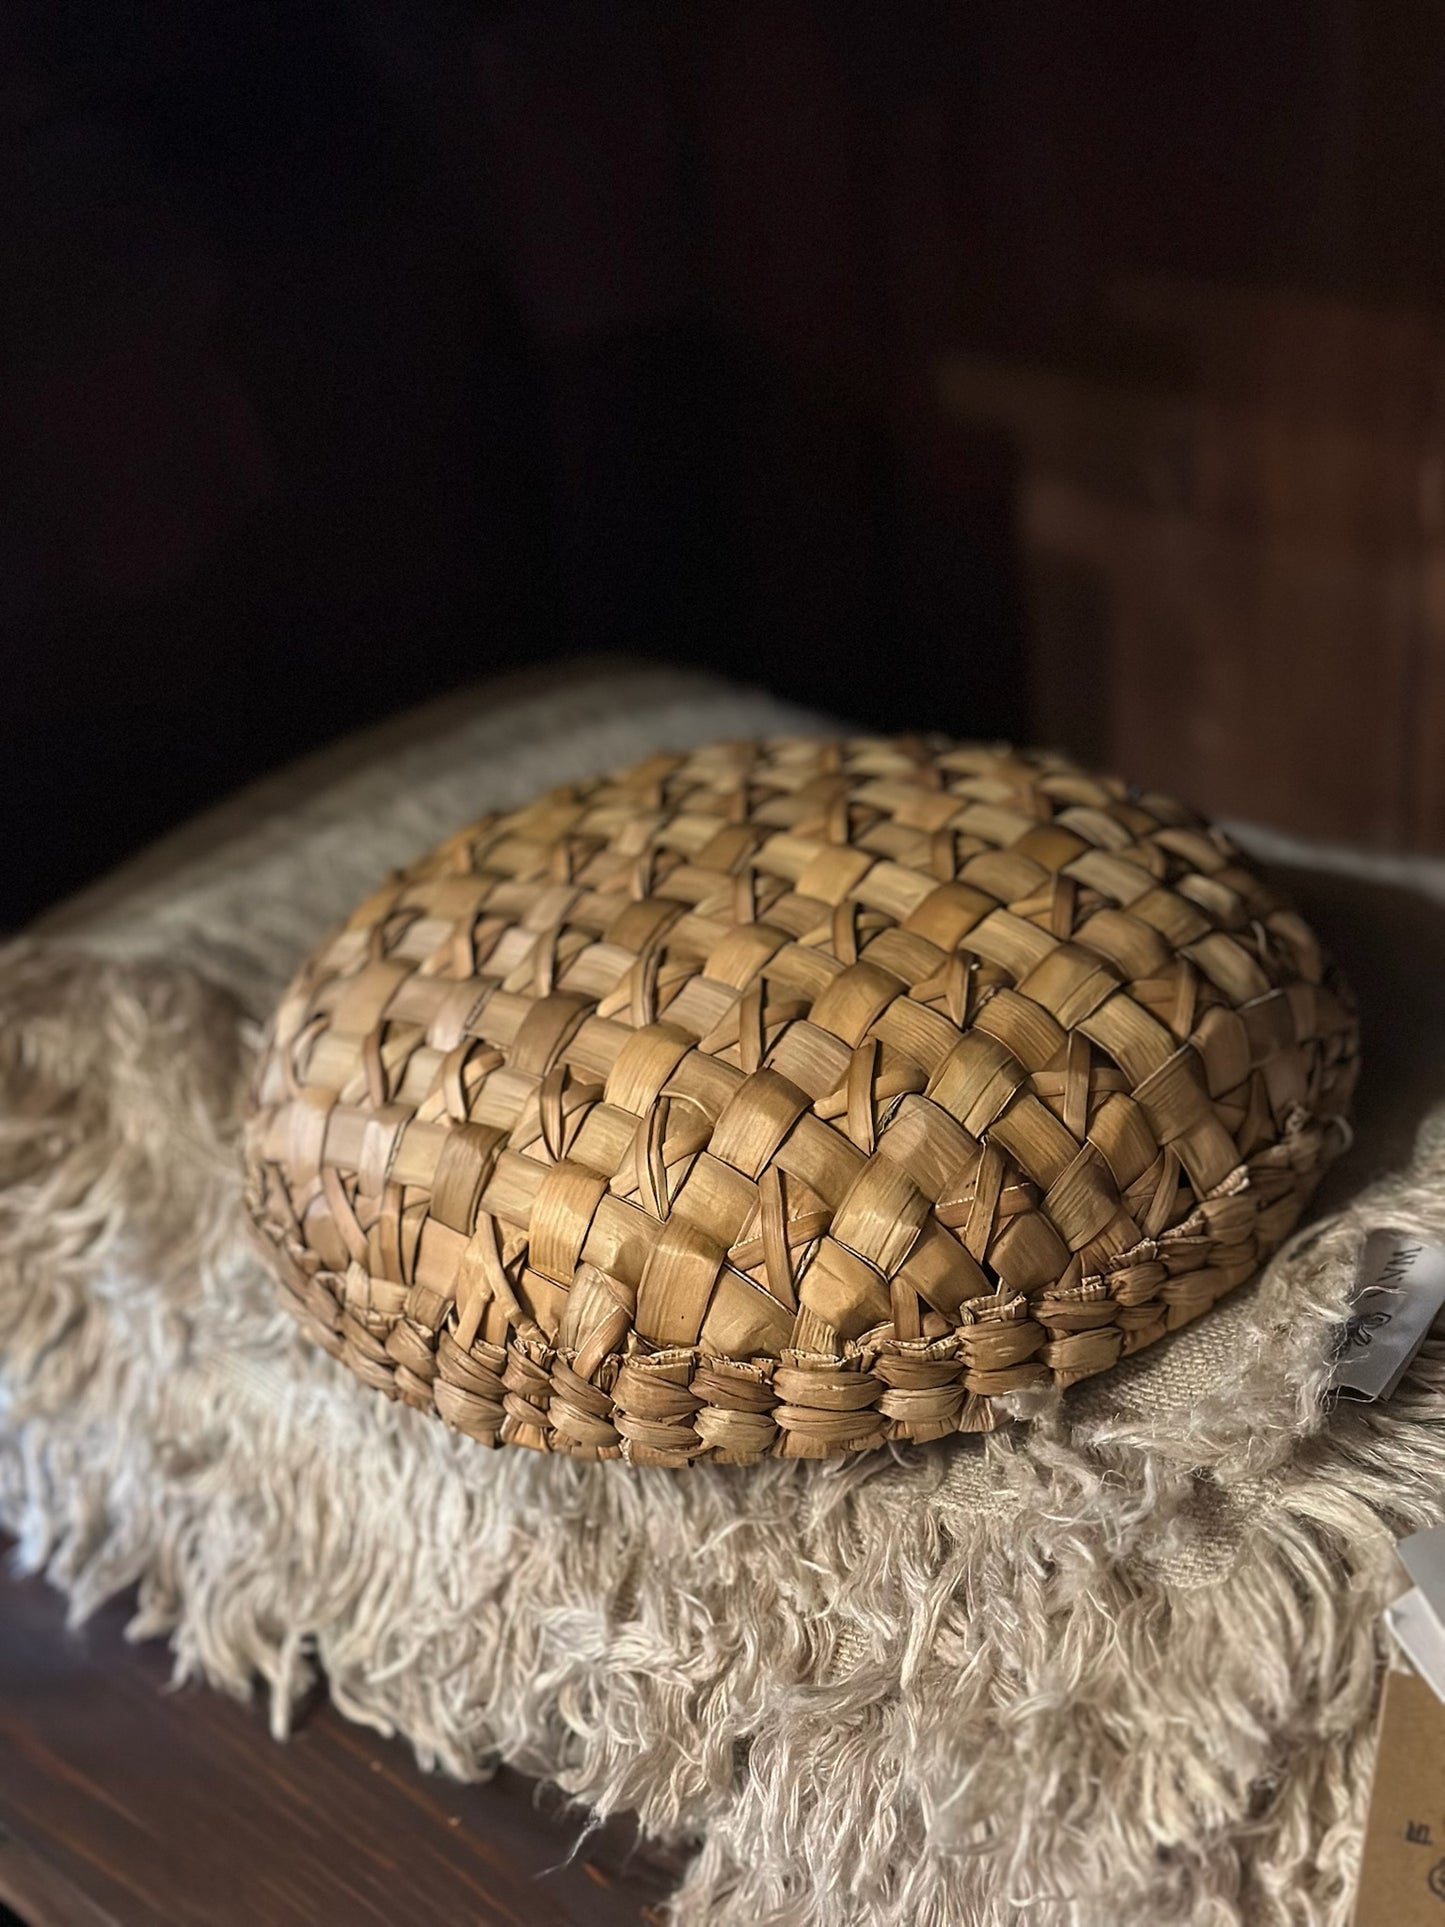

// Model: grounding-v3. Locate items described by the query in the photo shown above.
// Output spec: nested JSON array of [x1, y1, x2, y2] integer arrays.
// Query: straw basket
[[245, 737, 1358, 1464]]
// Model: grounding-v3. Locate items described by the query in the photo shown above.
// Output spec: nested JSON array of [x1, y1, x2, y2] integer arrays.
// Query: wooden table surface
[[0, 1564, 677, 1926]]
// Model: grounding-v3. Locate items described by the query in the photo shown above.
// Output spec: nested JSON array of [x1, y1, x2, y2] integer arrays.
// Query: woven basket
[[245, 737, 1358, 1464]]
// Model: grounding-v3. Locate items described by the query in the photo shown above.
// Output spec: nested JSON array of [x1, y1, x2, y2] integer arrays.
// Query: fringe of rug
[[5, 941, 1445, 1926]]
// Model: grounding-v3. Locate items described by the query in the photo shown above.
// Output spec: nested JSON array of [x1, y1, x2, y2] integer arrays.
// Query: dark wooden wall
[[6, 2, 1445, 923], [935, 0, 1445, 852]]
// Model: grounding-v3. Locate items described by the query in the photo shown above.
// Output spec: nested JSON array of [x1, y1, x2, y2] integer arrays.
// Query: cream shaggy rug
[[5, 660, 1445, 1927]]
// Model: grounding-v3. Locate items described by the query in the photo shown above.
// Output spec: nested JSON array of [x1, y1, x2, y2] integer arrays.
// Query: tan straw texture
[[245, 736, 1359, 1464]]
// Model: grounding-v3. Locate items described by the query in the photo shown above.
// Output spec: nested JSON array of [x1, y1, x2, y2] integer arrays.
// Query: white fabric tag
[[1388, 1586, 1445, 1705], [1400, 1527, 1445, 1617], [1332, 1233, 1445, 1402]]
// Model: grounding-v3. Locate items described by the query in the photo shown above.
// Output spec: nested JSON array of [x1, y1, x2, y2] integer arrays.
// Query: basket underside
[[245, 737, 1358, 1464]]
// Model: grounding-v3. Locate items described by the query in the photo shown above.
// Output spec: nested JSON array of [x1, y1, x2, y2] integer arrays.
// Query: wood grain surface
[[0, 1563, 676, 1927]]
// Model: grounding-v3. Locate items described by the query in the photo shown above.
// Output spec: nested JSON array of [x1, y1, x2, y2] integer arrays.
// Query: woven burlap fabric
[[5, 661, 1445, 1926]]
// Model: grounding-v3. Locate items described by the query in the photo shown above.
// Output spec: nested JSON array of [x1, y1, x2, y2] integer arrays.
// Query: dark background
[[7, 2, 1445, 926]]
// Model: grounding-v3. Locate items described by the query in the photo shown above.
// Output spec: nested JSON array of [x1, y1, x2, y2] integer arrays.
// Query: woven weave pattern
[[245, 738, 1358, 1463]]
